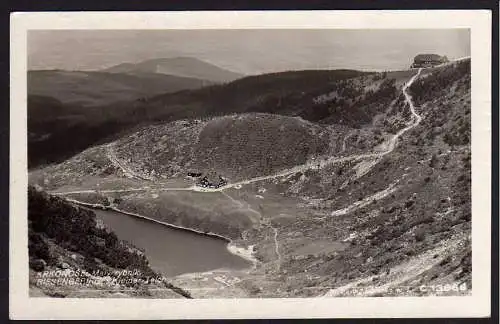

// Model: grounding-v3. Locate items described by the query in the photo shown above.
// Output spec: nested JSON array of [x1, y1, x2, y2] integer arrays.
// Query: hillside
[[250, 60, 472, 297], [29, 59, 471, 298], [114, 113, 336, 181], [121, 69, 377, 125], [28, 69, 374, 168], [28, 70, 213, 107], [29, 68, 405, 187], [28, 95, 132, 168], [28, 186, 191, 298]]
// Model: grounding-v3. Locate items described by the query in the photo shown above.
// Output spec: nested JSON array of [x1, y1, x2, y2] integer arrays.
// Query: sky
[[28, 29, 470, 75]]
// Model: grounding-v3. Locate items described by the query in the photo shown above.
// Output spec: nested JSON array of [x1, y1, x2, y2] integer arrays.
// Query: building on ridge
[[411, 54, 449, 68]]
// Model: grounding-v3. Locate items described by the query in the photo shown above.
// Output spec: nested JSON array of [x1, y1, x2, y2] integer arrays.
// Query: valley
[[28, 58, 472, 298]]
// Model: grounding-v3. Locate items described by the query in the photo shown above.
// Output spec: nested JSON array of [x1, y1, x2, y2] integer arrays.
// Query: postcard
[[10, 10, 492, 319]]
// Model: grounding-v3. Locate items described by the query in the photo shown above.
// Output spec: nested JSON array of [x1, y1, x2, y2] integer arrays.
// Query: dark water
[[91, 208, 251, 277]]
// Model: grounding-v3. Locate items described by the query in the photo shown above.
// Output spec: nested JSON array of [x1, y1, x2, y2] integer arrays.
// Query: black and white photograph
[[10, 10, 492, 319]]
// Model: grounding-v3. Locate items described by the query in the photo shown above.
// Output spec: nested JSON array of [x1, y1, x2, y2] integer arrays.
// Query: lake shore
[[66, 197, 258, 273]]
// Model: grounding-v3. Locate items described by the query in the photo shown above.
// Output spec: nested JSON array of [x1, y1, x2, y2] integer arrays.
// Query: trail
[[65, 198, 232, 241], [379, 68, 423, 153], [221, 191, 244, 208], [326, 68, 423, 217], [329, 179, 400, 217], [222, 191, 261, 223], [272, 226, 281, 271], [51, 187, 195, 195], [222, 192, 279, 268], [211, 68, 423, 192], [106, 144, 153, 181], [322, 233, 468, 297], [201, 69, 422, 191], [341, 132, 355, 153]]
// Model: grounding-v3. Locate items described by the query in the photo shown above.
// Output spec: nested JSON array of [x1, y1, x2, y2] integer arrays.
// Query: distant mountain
[[102, 57, 244, 83], [28, 70, 213, 107]]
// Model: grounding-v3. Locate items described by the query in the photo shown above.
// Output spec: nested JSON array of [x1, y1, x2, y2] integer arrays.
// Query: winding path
[[222, 191, 262, 223], [272, 227, 282, 271], [106, 144, 153, 181], [341, 132, 354, 152], [326, 68, 423, 216]]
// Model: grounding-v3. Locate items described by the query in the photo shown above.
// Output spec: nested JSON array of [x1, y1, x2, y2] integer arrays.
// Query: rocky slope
[[243, 59, 472, 297], [29, 59, 471, 298], [28, 186, 191, 298]]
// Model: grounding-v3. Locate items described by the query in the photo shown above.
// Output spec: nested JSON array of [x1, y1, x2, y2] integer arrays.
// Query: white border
[[10, 10, 492, 319]]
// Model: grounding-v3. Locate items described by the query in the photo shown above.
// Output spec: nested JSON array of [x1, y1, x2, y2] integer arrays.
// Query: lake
[[91, 208, 252, 277]]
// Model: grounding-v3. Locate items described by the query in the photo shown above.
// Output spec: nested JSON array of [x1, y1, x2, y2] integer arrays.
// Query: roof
[[414, 54, 445, 63], [202, 170, 224, 184]]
